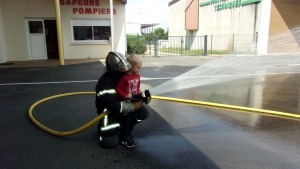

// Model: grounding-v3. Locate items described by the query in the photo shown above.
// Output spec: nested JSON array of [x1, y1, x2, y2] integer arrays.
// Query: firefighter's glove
[[132, 100, 143, 109], [141, 91, 151, 104], [120, 102, 135, 114], [130, 93, 143, 102]]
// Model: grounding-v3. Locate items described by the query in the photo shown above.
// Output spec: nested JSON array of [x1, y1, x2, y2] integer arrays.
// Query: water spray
[[149, 55, 300, 95]]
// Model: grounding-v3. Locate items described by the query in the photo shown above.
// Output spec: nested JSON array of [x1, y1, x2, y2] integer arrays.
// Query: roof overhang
[[141, 23, 160, 28], [117, 0, 127, 4]]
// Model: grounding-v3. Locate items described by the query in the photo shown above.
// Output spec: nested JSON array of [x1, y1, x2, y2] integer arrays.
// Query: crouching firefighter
[[95, 51, 151, 148]]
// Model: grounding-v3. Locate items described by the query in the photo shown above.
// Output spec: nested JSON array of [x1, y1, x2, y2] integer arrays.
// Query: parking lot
[[1, 54, 300, 169]]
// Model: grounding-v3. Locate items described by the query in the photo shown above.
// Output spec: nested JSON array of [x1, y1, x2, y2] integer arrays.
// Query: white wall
[[126, 23, 141, 35], [198, 3, 259, 35], [117, 19, 126, 54], [256, 0, 271, 55], [0, 0, 54, 61], [198, 2, 261, 53], [168, 0, 187, 36]]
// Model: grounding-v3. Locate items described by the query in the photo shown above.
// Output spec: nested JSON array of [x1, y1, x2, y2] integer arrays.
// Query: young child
[[115, 54, 143, 148], [116, 54, 142, 101]]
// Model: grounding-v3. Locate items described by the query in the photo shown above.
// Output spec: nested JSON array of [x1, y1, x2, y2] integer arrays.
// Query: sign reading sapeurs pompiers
[[200, 0, 262, 11], [59, 0, 117, 15]]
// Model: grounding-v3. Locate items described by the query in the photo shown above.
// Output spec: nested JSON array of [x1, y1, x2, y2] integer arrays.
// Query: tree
[[164, 28, 169, 37], [154, 27, 165, 37], [126, 35, 147, 55]]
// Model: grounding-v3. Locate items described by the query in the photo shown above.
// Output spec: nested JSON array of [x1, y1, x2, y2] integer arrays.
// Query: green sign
[[200, 0, 262, 11]]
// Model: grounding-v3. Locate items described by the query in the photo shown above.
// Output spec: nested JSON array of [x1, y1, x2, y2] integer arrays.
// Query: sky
[[125, 0, 170, 31]]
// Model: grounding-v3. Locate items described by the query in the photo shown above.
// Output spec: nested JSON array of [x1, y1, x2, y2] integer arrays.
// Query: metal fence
[[152, 36, 207, 56], [128, 33, 257, 57]]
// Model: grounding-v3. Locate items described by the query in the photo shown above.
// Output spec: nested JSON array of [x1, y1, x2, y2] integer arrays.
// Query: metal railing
[[127, 33, 257, 57]]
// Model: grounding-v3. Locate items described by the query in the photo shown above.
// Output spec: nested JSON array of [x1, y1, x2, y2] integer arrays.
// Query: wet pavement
[[0, 54, 300, 169]]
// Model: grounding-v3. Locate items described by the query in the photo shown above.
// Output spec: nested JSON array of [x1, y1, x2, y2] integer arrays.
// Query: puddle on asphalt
[[162, 72, 300, 115]]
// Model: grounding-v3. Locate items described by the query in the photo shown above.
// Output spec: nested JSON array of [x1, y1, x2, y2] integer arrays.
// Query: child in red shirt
[[116, 54, 143, 148], [116, 54, 142, 100]]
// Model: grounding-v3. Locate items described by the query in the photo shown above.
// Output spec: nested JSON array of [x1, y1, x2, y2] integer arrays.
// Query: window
[[29, 21, 43, 33], [72, 19, 111, 42]]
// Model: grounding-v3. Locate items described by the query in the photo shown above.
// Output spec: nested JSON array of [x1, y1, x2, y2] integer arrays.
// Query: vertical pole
[[154, 36, 157, 57], [54, 0, 65, 65], [232, 33, 234, 52], [211, 34, 213, 54], [204, 35, 207, 56], [110, 0, 114, 51], [149, 26, 151, 56], [149, 27, 151, 56], [152, 26, 154, 56], [137, 33, 140, 54], [181, 36, 183, 55], [255, 32, 258, 54], [150, 26, 152, 56]]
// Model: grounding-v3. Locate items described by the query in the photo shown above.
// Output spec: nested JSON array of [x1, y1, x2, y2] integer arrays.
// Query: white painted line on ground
[[288, 64, 300, 66], [0, 71, 299, 86], [0, 80, 98, 86]]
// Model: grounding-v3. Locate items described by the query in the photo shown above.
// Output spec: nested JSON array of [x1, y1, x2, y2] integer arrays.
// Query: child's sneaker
[[121, 139, 136, 148]]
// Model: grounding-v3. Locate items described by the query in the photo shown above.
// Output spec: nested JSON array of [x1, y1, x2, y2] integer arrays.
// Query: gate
[[151, 36, 207, 57]]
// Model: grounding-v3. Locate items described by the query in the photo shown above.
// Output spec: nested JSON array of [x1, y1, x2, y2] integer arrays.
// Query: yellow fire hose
[[28, 92, 109, 136], [28, 92, 300, 136]]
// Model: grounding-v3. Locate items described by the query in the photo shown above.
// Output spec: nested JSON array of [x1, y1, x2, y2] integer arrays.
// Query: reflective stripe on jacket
[[100, 112, 120, 132], [96, 89, 116, 97]]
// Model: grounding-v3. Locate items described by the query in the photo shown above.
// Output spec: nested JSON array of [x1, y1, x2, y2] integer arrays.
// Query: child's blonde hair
[[127, 54, 142, 66]]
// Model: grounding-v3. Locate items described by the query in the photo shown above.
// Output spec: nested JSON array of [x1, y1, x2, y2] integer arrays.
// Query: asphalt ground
[[1, 55, 300, 169]]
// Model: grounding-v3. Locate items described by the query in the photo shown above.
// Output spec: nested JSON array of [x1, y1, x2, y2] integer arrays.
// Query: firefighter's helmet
[[105, 52, 130, 72]]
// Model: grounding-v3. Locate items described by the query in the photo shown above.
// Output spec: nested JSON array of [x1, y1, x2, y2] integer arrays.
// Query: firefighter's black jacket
[[95, 71, 126, 126]]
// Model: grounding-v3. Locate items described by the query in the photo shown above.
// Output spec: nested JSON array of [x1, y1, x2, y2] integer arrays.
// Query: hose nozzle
[[142, 89, 151, 104], [144, 89, 151, 98], [131, 90, 151, 103]]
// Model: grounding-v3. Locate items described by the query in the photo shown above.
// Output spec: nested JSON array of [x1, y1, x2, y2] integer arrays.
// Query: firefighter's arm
[[97, 89, 142, 114], [120, 100, 143, 113]]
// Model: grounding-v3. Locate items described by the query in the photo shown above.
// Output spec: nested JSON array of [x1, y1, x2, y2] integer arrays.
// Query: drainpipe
[[54, 0, 65, 65], [110, 0, 114, 51]]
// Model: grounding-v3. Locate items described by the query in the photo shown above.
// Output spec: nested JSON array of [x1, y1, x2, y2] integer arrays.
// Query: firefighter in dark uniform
[[95, 51, 151, 148]]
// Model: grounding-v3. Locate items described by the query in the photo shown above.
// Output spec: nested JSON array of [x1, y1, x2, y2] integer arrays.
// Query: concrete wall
[[0, 1, 7, 63], [0, 0, 126, 61], [197, 1, 263, 53], [168, 0, 275, 54], [198, 2, 260, 35], [255, 0, 271, 55], [169, 0, 187, 36]]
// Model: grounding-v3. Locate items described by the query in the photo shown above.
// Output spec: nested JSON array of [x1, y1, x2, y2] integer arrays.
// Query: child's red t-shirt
[[116, 73, 140, 100]]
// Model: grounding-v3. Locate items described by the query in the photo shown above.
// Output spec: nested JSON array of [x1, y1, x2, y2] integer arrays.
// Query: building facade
[[0, 0, 127, 64], [168, 0, 300, 55]]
